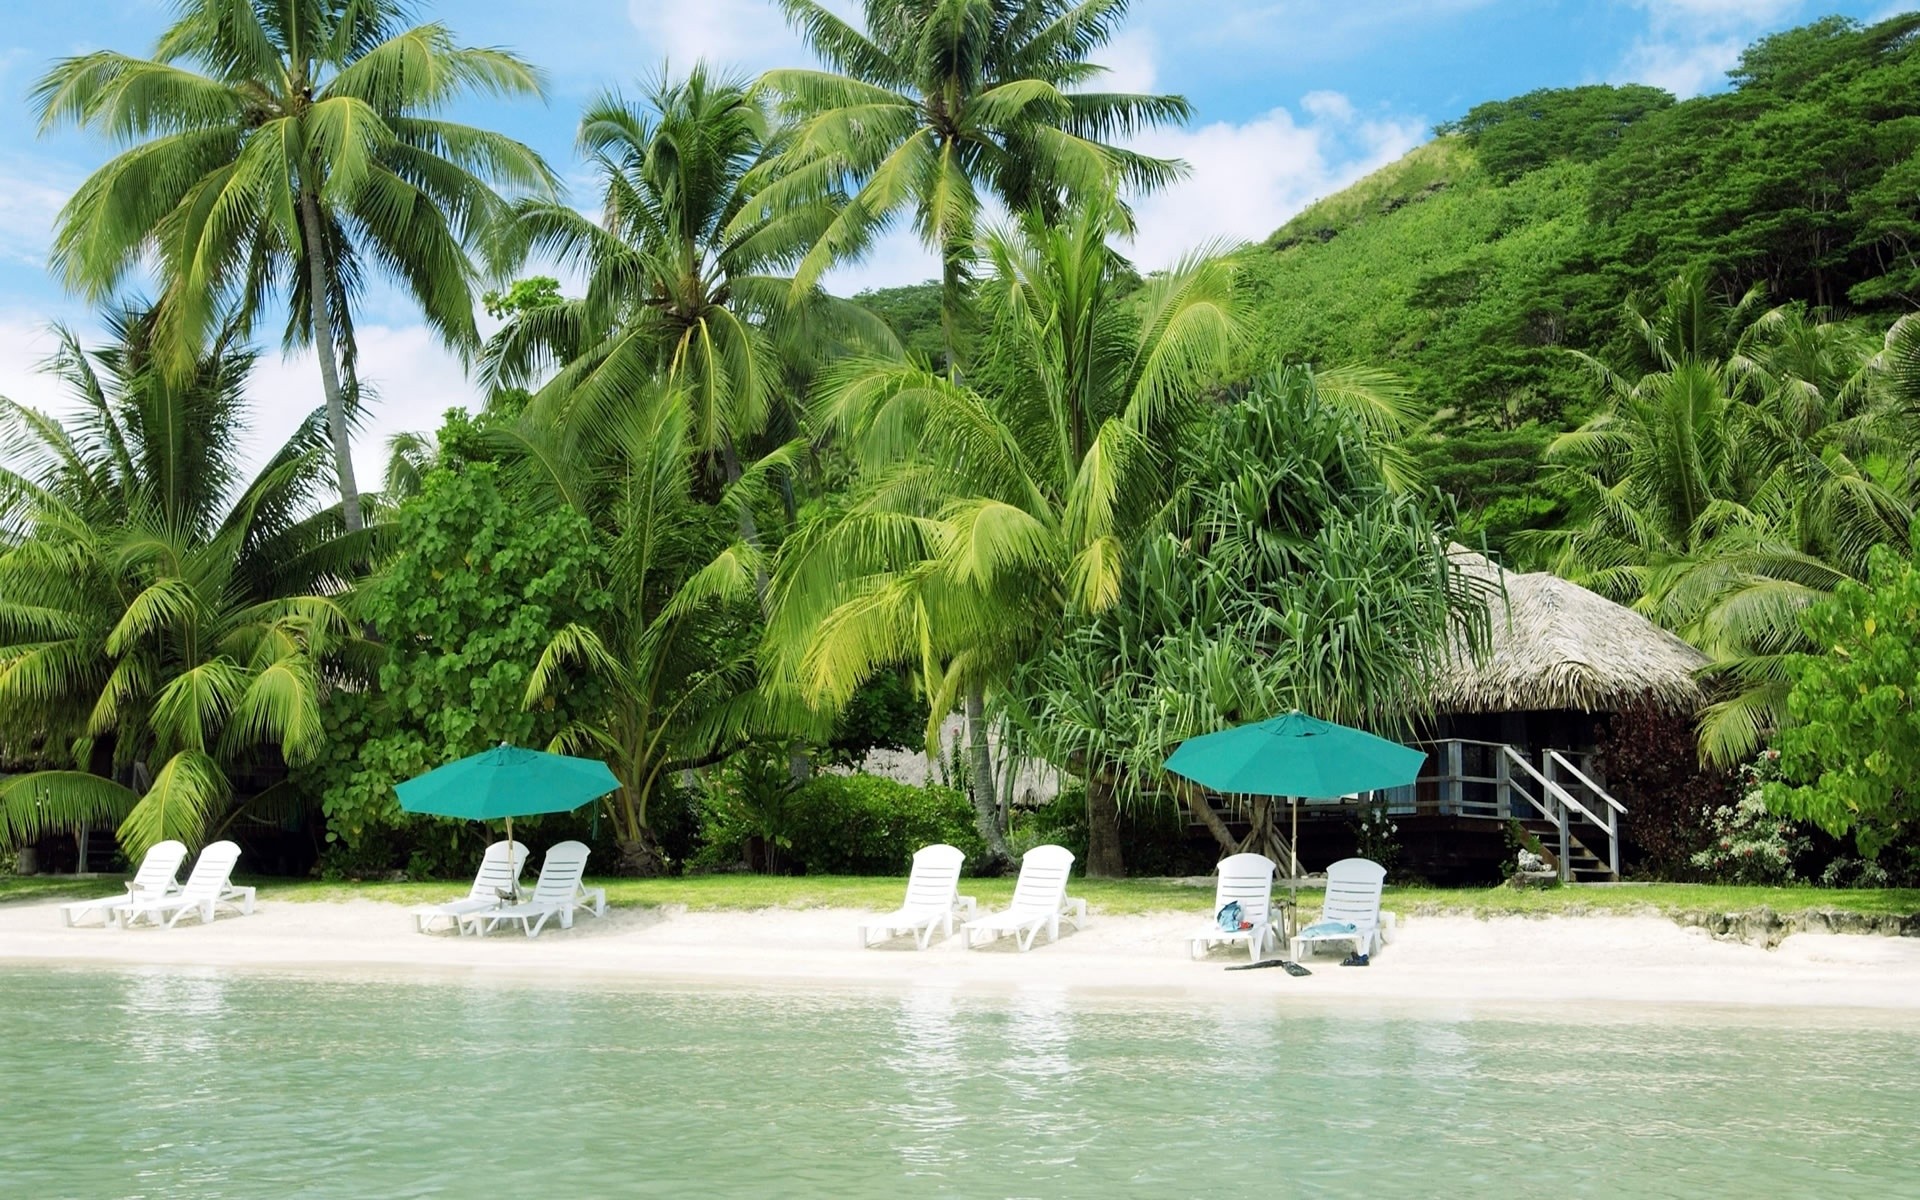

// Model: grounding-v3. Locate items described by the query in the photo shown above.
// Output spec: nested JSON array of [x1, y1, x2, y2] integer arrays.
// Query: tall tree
[[1003, 367, 1489, 874], [756, 0, 1192, 841], [1530, 272, 1915, 763], [34, 0, 556, 531], [0, 308, 365, 859], [771, 197, 1245, 867], [500, 377, 803, 874]]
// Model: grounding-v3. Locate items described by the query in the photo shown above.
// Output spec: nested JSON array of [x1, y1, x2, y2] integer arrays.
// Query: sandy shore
[[3, 895, 1918, 1011]]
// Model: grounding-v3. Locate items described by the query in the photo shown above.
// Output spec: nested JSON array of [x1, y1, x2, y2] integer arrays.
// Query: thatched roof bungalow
[[1428, 548, 1710, 750]]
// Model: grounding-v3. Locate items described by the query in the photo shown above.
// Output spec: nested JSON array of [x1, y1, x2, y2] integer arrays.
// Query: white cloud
[[1089, 28, 1159, 95], [248, 325, 484, 494], [1122, 96, 1426, 269], [820, 225, 940, 295], [1619, 35, 1749, 96], [1613, 0, 1805, 97], [0, 156, 75, 267], [0, 313, 480, 502]]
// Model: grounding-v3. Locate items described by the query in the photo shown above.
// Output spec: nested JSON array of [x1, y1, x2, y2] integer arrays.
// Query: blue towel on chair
[[1301, 920, 1358, 939]]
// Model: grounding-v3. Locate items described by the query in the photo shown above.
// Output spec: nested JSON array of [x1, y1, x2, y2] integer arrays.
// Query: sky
[[0, 0, 1907, 484]]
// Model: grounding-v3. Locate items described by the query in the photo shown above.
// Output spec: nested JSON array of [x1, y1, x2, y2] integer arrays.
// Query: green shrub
[[695, 772, 987, 875]]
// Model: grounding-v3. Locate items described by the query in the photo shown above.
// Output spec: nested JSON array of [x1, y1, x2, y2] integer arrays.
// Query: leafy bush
[[1693, 757, 1814, 884], [1768, 532, 1920, 855], [694, 772, 986, 875], [303, 463, 609, 864], [1351, 798, 1402, 877], [1595, 699, 1739, 878]]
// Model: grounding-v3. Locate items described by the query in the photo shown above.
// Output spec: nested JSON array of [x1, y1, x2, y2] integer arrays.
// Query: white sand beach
[[4, 897, 1919, 1011]]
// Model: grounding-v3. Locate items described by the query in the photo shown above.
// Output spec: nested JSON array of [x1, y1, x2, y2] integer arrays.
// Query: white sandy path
[[3, 898, 1918, 1012]]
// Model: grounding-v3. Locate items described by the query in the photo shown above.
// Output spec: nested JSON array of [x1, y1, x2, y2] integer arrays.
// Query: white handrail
[[1503, 748, 1610, 833], [1545, 751, 1628, 815]]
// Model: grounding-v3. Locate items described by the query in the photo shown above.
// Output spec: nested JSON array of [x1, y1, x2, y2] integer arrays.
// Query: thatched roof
[[1433, 548, 1709, 715]]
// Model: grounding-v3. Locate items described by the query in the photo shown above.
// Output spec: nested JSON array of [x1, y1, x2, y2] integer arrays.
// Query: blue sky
[[0, 0, 1905, 479]]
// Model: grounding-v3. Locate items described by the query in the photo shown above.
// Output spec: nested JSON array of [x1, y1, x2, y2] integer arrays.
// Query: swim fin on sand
[[1227, 959, 1312, 975]]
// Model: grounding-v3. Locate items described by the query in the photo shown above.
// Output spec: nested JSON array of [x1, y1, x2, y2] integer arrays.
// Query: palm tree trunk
[[299, 190, 365, 534], [1085, 775, 1125, 878], [964, 687, 1011, 869]]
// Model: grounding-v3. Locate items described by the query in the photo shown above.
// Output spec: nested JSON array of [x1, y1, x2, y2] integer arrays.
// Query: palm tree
[[1531, 272, 1916, 763], [503, 377, 805, 874], [770, 197, 1244, 864], [484, 66, 883, 481], [755, 2, 1192, 838], [756, 0, 1191, 361], [1002, 366, 1489, 873], [0, 309, 364, 859], [33, 0, 556, 532]]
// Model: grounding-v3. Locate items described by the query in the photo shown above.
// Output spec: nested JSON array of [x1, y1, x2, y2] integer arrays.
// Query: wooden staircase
[[1517, 818, 1612, 881]]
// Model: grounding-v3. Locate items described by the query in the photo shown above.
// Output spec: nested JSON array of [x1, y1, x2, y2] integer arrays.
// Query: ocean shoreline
[[4, 897, 1919, 1013]]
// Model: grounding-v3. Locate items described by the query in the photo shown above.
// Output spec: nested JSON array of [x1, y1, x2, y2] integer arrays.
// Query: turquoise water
[[3, 968, 1916, 1198]]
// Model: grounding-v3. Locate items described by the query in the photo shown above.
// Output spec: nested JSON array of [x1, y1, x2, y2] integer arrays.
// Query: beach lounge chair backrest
[[59, 840, 190, 927], [468, 841, 530, 901], [1320, 857, 1386, 927], [130, 841, 190, 896], [178, 841, 242, 902], [1214, 853, 1278, 926], [902, 844, 965, 909], [1291, 857, 1388, 960], [1010, 844, 1075, 912], [529, 841, 591, 904]]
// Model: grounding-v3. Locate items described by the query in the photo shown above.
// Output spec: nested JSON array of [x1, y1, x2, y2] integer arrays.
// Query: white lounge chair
[[460, 841, 602, 938], [60, 840, 188, 927], [116, 841, 255, 929], [1189, 852, 1282, 963], [1291, 857, 1387, 961], [859, 843, 977, 949], [961, 844, 1085, 951], [413, 841, 531, 934]]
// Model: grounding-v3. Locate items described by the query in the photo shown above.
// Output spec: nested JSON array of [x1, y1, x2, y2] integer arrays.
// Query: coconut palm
[[33, 0, 556, 532], [501, 373, 808, 874], [770, 197, 1246, 862], [1530, 273, 1916, 763], [484, 66, 884, 484], [0, 309, 365, 859], [756, 0, 1191, 359]]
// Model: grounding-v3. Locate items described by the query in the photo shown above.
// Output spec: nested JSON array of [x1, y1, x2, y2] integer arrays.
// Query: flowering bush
[[1352, 798, 1402, 876], [1691, 754, 1812, 884]]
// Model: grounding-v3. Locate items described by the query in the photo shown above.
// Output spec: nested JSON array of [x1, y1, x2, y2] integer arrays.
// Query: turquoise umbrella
[[396, 744, 619, 900], [1163, 710, 1425, 905]]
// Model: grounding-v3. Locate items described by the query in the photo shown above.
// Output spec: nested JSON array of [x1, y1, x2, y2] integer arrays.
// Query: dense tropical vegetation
[[4, 2, 1920, 890]]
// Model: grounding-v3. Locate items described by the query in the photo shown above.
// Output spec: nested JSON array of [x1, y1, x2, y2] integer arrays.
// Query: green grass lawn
[[5, 871, 1918, 919]]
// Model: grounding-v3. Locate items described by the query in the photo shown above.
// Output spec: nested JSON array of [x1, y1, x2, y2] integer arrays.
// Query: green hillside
[[854, 14, 1920, 553]]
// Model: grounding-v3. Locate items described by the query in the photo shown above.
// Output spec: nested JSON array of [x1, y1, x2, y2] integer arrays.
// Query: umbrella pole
[[1289, 797, 1299, 939], [505, 815, 519, 903]]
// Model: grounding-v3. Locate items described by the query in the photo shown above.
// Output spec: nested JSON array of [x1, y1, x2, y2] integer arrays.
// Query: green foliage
[[1587, 14, 1920, 311], [305, 463, 607, 855], [0, 309, 361, 859], [33, 0, 555, 528], [1698, 757, 1812, 884], [1438, 84, 1674, 182], [1768, 532, 1920, 855], [851, 283, 944, 368], [1594, 698, 1740, 878], [1003, 366, 1492, 812], [1351, 799, 1403, 877], [696, 770, 984, 875], [482, 277, 564, 321], [825, 671, 926, 766]]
